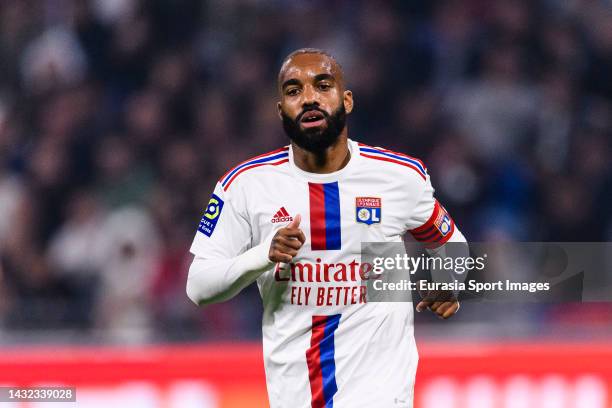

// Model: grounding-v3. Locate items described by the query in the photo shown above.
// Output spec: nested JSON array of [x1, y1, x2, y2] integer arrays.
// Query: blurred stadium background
[[0, 0, 611, 407]]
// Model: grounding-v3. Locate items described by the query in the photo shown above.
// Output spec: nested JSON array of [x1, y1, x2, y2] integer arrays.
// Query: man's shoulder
[[218, 146, 291, 192], [355, 142, 428, 182]]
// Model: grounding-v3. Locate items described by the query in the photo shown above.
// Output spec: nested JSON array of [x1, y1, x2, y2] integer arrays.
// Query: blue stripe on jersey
[[359, 147, 427, 176], [323, 182, 341, 250], [321, 314, 341, 407], [221, 152, 289, 186]]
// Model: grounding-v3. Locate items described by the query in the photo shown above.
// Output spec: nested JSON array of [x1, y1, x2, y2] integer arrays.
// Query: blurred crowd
[[0, 0, 611, 342]]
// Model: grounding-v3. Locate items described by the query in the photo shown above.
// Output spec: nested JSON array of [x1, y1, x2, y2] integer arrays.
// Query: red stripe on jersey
[[219, 146, 289, 182], [222, 159, 289, 191], [309, 183, 327, 250], [281, 207, 289, 217], [360, 153, 427, 180], [306, 316, 327, 408], [409, 200, 455, 248], [358, 143, 427, 171]]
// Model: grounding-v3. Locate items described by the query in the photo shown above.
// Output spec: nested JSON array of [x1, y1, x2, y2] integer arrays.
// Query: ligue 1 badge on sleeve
[[198, 193, 224, 237], [356, 197, 381, 225]]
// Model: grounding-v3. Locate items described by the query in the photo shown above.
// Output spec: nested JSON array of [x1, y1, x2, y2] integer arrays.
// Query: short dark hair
[[278, 48, 344, 86], [282, 47, 340, 65]]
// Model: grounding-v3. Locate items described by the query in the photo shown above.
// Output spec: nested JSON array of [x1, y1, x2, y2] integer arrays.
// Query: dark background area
[[0, 0, 610, 343]]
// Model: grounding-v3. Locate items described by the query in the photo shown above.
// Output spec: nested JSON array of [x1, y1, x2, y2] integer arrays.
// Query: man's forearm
[[427, 227, 469, 288], [186, 238, 274, 306]]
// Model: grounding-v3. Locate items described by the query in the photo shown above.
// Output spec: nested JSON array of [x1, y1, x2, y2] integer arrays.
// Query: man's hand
[[269, 214, 305, 263], [416, 289, 460, 319]]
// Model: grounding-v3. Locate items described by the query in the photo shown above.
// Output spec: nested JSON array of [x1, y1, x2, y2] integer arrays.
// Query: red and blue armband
[[409, 200, 455, 248]]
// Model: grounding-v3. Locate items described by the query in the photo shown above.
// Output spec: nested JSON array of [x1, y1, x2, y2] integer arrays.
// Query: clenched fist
[[416, 287, 460, 319], [268, 214, 306, 263]]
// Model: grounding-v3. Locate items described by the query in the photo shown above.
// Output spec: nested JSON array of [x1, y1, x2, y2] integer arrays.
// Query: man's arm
[[414, 227, 468, 318], [187, 240, 274, 306], [186, 186, 305, 305], [405, 174, 469, 319]]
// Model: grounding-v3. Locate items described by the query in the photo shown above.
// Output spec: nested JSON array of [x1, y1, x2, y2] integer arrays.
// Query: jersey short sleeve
[[405, 175, 455, 248], [190, 182, 252, 259]]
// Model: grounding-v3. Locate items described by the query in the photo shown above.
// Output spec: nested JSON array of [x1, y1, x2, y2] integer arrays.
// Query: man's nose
[[302, 85, 319, 105]]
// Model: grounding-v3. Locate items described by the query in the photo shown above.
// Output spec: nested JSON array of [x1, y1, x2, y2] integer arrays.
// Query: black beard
[[281, 104, 346, 154]]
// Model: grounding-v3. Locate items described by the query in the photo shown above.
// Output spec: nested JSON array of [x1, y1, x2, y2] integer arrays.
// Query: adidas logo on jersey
[[271, 207, 293, 223]]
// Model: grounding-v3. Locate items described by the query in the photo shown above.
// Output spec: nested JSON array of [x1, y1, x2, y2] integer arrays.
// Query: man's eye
[[286, 88, 300, 96], [319, 83, 331, 90]]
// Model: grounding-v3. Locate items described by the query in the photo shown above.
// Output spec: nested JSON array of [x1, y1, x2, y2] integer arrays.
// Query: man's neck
[[292, 133, 351, 174]]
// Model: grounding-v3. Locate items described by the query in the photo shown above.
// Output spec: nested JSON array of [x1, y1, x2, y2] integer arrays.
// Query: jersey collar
[[288, 138, 361, 182]]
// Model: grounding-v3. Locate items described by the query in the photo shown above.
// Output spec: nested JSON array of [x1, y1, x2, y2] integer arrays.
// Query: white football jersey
[[190, 139, 460, 408]]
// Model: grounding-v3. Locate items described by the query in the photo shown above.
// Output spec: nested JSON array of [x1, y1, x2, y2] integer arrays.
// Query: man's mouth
[[299, 110, 326, 128]]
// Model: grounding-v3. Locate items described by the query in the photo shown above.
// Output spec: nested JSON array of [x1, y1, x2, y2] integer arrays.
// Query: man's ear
[[343, 90, 354, 114], [277, 101, 283, 120]]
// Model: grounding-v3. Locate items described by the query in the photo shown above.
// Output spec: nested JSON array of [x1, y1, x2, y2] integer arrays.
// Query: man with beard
[[186, 49, 467, 408]]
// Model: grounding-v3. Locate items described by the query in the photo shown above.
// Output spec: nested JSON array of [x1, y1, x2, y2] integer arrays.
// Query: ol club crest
[[356, 197, 381, 225]]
